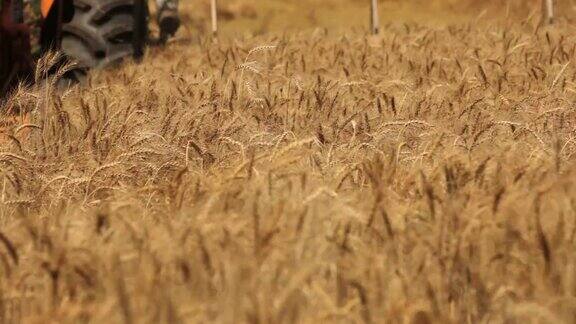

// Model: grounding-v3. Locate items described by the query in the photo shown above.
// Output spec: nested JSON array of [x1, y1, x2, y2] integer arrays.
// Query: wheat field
[[1, 1, 576, 323]]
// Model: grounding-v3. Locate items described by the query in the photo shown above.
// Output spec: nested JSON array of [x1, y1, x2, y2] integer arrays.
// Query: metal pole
[[55, 0, 64, 49], [133, 0, 146, 61], [370, 0, 379, 35], [543, 0, 554, 25], [211, 0, 218, 37]]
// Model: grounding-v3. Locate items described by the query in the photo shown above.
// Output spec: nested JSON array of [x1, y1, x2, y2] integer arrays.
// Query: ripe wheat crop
[[1, 2, 576, 323]]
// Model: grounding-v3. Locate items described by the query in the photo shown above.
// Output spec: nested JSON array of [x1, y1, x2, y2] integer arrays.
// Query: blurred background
[[179, 0, 576, 36]]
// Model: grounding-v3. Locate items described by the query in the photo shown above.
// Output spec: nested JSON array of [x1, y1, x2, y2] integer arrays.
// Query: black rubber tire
[[61, 0, 148, 69]]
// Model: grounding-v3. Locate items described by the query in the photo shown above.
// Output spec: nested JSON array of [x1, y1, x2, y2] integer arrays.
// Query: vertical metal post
[[133, 0, 146, 61], [542, 0, 554, 25], [211, 0, 218, 37], [54, 0, 64, 49], [370, 0, 380, 35]]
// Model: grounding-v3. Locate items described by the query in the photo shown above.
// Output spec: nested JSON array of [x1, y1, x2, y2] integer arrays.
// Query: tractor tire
[[61, 0, 148, 70]]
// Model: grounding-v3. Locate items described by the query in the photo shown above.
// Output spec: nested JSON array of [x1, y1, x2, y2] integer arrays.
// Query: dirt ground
[[176, 0, 575, 36]]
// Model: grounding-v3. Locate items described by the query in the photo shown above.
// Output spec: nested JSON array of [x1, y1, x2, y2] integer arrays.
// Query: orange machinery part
[[40, 0, 55, 18]]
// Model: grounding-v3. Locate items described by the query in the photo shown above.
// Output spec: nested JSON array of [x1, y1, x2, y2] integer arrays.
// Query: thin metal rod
[[55, 0, 64, 49], [370, 0, 379, 35], [211, 0, 218, 37], [133, 0, 146, 61], [542, 0, 554, 25]]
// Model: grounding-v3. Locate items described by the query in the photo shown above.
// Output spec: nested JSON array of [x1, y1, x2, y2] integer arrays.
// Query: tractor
[[1, 0, 150, 98]]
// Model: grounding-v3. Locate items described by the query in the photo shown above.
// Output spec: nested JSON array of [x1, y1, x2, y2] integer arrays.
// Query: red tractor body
[[0, 0, 35, 96]]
